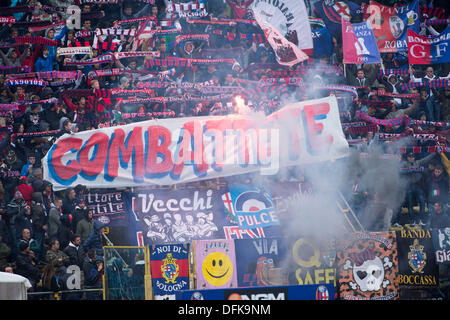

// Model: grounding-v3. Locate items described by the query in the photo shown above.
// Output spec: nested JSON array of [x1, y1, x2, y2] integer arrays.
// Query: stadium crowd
[[0, 0, 448, 299]]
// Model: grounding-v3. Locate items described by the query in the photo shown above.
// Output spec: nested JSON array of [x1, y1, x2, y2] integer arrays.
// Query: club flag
[[251, 0, 313, 54], [314, 0, 362, 37], [342, 18, 363, 64], [312, 26, 333, 57], [352, 21, 382, 64], [368, 0, 420, 53], [407, 27, 450, 65], [253, 8, 309, 66]]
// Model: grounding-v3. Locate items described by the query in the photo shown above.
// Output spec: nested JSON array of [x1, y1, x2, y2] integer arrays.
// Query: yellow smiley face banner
[[194, 239, 238, 289]]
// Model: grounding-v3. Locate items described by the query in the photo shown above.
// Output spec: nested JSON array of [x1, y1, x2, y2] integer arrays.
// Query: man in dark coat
[[30, 192, 47, 262], [62, 188, 77, 216], [15, 241, 40, 291], [63, 234, 85, 269], [82, 220, 105, 259]]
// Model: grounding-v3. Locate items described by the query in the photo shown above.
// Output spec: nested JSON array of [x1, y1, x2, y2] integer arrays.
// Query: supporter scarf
[[14, 36, 58, 47], [212, 30, 265, 44], [69, 41, 92, 48], [378, 92, 420, 99], [378, 68, 409, 77], [75, 30, 95, 38], [115, 51, 160, 59], [65, 53, 114, 66], [358, 99, 393, 108], [6, 79, 47, 87], [96, 41, 118, 52], [201, 86, 243, 94], [423, 19, 450, 26], [29, 21, 66, 33], [400, 79, 449, 90], [398, 145, 450, 153], [0, 17, 16, 24], [355, 111, 409, 127], [0, 6, 32, 14], [11, 129, 60, 141], [346, 124, 378, 136], [174, 34, 209, 48], [136, 81, 170, 89], [41, 5, 66, 13], [400, 167, 424, 173], [419, 5, 446, 19], [378, 133, 439, 141], [138, 28, 183, 39], [121, 111, 175, 119], [313, 85, 358, 99], [7, 70, 82, 80], [0, 66, 31, 75], [341, 122, 368, 128], [76, 0, 119, 3], [410, 119, 450, 128], [109, 89, 154, 98], [0, 170, 20, 178], [0, 104, 20, 111], [57, 46, 93, 57], [144, 57, 236, 69], [95, 28, 137, 37], [166, 3, 205, 12], [186, 17, 257, 26], [113, 16, 154, 28], [259, 78, 304, 87]]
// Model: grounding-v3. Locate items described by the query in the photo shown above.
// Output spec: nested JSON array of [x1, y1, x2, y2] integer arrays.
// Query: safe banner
[[43, 96, 348, 189]]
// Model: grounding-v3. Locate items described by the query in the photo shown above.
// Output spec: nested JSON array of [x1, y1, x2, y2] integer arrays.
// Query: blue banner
[[314, 0, 362, 36], [312, 26, 333, 57], [352, 21, 381, 64], [175, 284, 335, 300], [234, 237, 288, 288], [228, 183, 281, 230]]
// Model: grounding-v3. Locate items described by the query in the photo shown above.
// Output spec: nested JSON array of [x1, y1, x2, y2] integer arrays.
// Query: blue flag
[[314, 0, 362, 37], [352, 21, 381, 64], [312, 26, 334, 57]]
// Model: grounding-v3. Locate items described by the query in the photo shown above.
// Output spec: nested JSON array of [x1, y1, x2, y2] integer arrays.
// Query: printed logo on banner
[[337, 232, 399, 300], [396, 229, 438, 288], [194, 239, 238, 289], [235, 238, 288, 287], [432, 228, 450, 265], [224, 287, 287, 300], [289, 237, 337, 286], [316, 285, 330, 300], [229, 184, 280, 230], [150, 243, 190, 298], [190, 292, 204, 300], [130, 187, 227, 245]]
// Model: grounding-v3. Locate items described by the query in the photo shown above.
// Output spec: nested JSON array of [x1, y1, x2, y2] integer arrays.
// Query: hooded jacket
[[82, 220, 104, 258], [76, 210, 94, 243], [57, 214, 74, 250], [31, 192, 47, 235]]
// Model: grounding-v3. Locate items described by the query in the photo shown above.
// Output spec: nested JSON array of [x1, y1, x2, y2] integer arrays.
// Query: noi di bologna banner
[[43, 96, 348, 189]]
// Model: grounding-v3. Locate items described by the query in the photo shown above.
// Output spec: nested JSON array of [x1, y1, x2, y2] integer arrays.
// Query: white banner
[[43, 96, 348, 189], [250, 0, 313, 54]]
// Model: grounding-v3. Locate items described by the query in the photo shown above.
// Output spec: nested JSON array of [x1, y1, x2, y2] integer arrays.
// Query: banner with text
[[43, 96, 349, 189]]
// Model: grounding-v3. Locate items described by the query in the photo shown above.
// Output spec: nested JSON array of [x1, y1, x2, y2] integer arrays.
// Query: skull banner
[[337, 232, 399, 300]]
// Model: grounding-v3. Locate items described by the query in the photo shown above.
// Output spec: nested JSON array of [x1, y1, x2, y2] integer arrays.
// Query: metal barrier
[[27, 287, 103, 300]]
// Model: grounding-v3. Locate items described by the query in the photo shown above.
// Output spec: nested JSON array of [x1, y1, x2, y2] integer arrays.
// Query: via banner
[[43, 96, 349, 189], [194, 239, 238, 289], [150, 243, 190, 299], [234, 238, 288, 287], [396, 229, 439, 288], [336, 232, 399, 300], [368, 0, 420, 53], [407, 27, 450, 65]]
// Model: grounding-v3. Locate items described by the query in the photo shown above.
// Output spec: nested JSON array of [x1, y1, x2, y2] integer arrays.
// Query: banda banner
[[368, 0, 420, 53], [253, 8, 309, 67], [336, 232, 399, 300], [175, 284, 335, 300], [234, 238, 288, 287], [431, 228, 450, 265], [83, 190, 127, 227], [43, 96, 349, 189], [288, 236, 337, 286], [194, 239, 238, 289], [396, 229, 439, 288], [250, 0, 313, 54], [407, 27, 450, 65], [150, 243, 190, 299]]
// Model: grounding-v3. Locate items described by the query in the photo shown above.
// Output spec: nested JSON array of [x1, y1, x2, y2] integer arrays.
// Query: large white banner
[[250, 0, 313, 54], [43, 96, 348, 189]]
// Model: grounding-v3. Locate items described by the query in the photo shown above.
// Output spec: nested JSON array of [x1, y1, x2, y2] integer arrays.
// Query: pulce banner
[[175, 284, 335, 300], [337, 232, 399, 300], [43, 96, 349, 189], [150, 243, 190, 299], [396, 229, 439, 288]]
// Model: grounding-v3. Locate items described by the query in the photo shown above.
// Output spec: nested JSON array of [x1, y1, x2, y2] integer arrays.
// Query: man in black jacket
[[63, 234, 86, 269], [15, 241, 40, 291]]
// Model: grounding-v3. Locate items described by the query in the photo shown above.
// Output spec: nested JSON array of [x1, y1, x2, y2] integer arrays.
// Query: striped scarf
[[6, 79, 47, 87], [419, 5, 446, 19], [378, 133, 439, 141], [7, 70, 82, 80], [400, 79, 449, 90], [355, 111, 409, 127], [0, 66, 31, 75], [14, 36, 58, 47], [423, 18, 450, 26], [174, 34, 210, 48], [65, 54, 115, 66], [212, 30, 265, 44], [57, 46, 93, 57]]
